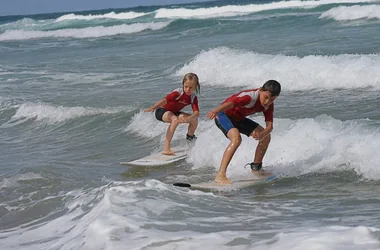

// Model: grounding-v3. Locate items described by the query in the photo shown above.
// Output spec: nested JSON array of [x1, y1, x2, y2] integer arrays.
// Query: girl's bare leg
[[162, 112, 179, 155], [177, 113, 198, 136]]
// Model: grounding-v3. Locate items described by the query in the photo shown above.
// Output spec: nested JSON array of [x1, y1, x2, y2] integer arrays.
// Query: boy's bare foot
[[215, 172, 232, 184], [162, 149, 175, 155]]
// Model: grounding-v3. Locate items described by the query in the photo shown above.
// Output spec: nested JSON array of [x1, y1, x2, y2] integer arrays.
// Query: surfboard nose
[[173, 183, 192, 187]]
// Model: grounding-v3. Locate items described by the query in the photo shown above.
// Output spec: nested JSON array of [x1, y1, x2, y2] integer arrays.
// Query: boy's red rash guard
[[222, 89, 274, 121]]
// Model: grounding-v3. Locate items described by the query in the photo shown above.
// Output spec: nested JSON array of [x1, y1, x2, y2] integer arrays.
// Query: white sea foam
[[0, 180, 255, 249], [127, 108, 380, 180], [1, 180, 379, 250], [320, 4, 380, 21], [125, 110, 213, 143], [189, 115, 380, 180], [0, 22, 170, 41], [176, 47, 380, 90], [125, 110, 168, 138], [250, 226, 380, 249]]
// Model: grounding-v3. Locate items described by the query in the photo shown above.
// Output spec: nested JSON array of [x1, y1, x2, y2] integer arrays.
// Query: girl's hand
[[206, 111, 217, 119], [144, 107, 155, 112], [178, 116, 188, 123]]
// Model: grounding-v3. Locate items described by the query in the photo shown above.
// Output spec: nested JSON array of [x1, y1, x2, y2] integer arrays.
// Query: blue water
[[1, 0, 380, 249]]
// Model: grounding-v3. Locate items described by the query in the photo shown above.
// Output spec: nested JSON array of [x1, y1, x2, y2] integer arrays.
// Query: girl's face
[[183, 80, 198, 95], [259, 90, 277, 108]]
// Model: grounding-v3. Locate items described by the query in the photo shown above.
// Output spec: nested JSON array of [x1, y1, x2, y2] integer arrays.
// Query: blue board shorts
[[215, 112, 259, 137]]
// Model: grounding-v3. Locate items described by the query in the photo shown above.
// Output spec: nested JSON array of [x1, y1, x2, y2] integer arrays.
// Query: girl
[[144, 73, 200, 155]]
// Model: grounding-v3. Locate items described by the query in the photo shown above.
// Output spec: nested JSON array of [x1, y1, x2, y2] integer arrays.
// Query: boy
[[206, 80, 281, 184]]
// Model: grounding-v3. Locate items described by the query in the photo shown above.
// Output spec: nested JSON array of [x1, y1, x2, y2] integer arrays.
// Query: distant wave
[[176, 47, 380, 90], [0, 22, 170, 41], [7, 102, 132, 125], [56, 11, 149, 22], [320, 5, 380, 21], [155, 0, 379, 19], [0, 173, 44, 189], [1, 0, 378, 35]]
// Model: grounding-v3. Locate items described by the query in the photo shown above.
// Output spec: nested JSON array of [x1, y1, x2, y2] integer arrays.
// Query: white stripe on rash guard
[[174, 88, 196, 104], [237, 90, 259, 108]]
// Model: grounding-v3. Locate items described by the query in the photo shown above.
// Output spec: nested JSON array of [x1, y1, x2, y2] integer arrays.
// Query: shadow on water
[[120, 158, 188, 178]]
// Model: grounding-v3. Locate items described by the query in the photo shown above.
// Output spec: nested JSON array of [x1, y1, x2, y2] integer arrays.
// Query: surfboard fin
[[173, 183, 192, 188]]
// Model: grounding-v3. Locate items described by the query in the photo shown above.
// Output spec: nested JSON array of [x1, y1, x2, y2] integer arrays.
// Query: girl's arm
[[188, 110, 199, 120], [178, 110, 199, 123], [144, 98, 167, 112], [206, 101, 234, 119]]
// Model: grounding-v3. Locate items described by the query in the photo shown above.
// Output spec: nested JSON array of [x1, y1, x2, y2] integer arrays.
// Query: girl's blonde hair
[[182, 73, 200, 94]]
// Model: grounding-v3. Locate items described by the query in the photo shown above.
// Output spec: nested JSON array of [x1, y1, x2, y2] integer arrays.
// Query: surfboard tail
[[173, 182, 192, 188]]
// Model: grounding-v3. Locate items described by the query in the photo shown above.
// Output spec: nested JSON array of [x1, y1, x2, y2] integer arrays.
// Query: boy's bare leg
[[251, 127, 271, 176], [215, 128, 241, 184], [253, 134, 271, 164]]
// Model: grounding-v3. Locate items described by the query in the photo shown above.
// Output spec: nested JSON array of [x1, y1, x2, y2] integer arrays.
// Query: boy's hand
[[144, 107, 155, 112], [252, 131, 265, 140], [206, 111, 217, 119]]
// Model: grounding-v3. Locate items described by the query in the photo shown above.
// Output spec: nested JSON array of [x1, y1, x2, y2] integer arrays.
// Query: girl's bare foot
[[162, 149, 175, 155], [215, 172, 231, 184]]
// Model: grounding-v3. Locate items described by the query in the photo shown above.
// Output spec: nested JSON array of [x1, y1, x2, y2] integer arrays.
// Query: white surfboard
[[173, 173, 279, 191], [120, 147, 187, 167]]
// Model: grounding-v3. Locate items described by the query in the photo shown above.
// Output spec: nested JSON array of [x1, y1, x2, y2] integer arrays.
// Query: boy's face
[[259, 90, 277, 108]]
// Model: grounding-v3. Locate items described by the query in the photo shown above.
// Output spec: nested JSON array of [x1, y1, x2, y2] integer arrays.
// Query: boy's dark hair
[[262, 80, 281, 96]]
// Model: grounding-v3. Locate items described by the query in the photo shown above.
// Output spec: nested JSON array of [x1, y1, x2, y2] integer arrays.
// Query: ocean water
[[1, 0, 380, 249]]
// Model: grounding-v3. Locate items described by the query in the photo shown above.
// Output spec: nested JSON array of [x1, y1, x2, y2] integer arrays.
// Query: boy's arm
[[206, 101, 234, 119], [263, 120, 273, 136], [144, 98, 167, 112]]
